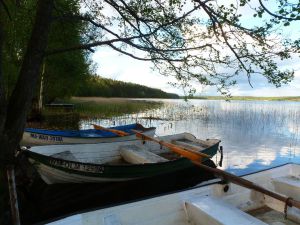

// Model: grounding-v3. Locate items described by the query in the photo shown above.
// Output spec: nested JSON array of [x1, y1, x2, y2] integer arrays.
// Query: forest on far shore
[[77, 75, 179, 99]]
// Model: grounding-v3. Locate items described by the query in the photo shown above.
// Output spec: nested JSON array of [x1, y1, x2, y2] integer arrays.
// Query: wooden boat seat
[[184, 196, 267, 225], [272, 176, 300, 201], [172, 140, 205, 151], [120, 145, 168, 164]]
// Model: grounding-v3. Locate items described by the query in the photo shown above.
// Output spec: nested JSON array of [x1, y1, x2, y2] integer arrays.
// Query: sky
[[91, 2, 300, 97]]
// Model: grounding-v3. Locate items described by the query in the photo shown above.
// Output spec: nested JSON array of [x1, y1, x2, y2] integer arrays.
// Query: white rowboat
[[45, 163, 300, 225]]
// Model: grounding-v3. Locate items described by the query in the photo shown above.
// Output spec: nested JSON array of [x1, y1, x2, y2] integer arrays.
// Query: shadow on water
[[18, 160, 217, 225]]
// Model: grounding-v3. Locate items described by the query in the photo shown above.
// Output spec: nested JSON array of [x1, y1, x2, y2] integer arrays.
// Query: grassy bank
[[70, 97, 163, 118], [27, 97, 163, 129], [186, 96, 300, 101]]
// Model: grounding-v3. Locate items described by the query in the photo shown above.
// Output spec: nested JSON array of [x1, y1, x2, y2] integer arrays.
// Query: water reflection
[[81, 99, 300, 175]]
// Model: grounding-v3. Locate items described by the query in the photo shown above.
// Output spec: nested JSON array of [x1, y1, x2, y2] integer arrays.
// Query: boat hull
[[24, 135, 220, 184], [26, 144, 218, 184], [44, 163, 300, 225], [22, 164, 216, 224]]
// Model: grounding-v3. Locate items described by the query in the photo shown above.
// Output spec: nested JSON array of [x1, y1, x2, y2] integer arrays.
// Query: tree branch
[[48, 1, 203, 55], [258, 0, 300, 21]]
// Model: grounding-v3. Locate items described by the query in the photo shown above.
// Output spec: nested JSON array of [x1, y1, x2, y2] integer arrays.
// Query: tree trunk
[[0, 0, 7, 137], [0, 1, 54, 224], [2, 0, 54, 165]]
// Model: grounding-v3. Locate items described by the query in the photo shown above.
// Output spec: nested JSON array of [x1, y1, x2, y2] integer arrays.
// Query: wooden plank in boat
[[120, 145, 167, 164], [171, 140, 205, 151], [272, 176, 300, 201], [185, 196, 268, 225], [194, 139, 212, 147]]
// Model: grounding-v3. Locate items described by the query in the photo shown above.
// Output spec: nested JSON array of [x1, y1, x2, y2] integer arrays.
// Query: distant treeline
[[186, 96, 300, 101], [77, 75, 179, 99]]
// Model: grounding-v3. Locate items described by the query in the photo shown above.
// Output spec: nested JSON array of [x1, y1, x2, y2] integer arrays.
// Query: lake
[[19, 99, 300, 224], [81, 99, 300, 175]]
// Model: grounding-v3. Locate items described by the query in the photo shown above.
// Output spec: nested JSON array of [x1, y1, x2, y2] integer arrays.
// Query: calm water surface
[[81, 99, 300, 175], [22, 99, 300, 224]]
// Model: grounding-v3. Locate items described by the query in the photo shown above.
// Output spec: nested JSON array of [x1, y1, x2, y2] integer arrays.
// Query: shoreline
[[73, 96, 300, 102]]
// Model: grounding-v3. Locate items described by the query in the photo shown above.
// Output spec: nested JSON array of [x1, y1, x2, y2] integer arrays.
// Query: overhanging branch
[[258, 0, 300, 21]]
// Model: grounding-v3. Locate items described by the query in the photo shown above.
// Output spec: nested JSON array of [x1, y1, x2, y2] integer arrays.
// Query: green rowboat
[[23, 133, 221, 184]]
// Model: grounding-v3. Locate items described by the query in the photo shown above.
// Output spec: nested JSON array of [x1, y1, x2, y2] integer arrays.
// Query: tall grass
[[28, 97, 300, 143], [27, 98, 163, 129], [80, 101, 211, 128], [73, 100, 162, 119], [81, 100, 300, 144]]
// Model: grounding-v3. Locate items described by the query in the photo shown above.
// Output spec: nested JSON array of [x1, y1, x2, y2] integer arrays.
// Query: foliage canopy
[[1, 0, 90, 102], [45, 0, 297, 95]]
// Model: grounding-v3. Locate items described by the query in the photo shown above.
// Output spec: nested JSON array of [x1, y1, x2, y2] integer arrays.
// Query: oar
[[133, 131, 300, 211], [92, 124, 130, 137], [131, 130, 211, 161]]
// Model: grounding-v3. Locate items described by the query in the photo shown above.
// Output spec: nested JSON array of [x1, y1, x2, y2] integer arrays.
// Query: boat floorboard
[[247, 206, 299, 225]]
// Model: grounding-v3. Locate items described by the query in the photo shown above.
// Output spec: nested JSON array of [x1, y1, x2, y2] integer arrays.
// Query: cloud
[[93, 47, 300, 96], [93, 49, 183, 94], [92, 37, 300, 97]]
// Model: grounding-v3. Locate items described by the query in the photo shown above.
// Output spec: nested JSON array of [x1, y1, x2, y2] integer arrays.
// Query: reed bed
[[73, 100, 162, 119], [29, 97, 300, 146], [80, 101, 208, 129], [28, 98, 163, 129], [81, 100, 300, 145]]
